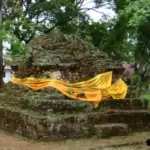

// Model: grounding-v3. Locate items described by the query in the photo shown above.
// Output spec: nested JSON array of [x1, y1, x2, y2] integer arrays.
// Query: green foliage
[[0, 0, 87, 59], [67, 88, 75, 95], [0, 0, 150, 95], [28, 92, 45, 99], [119, 0, 150, 30], [3, 0, 82, 44], [84, 21, 113, 49], [0, 29, 27, 57], [112, 0, 150, 95], [141, 93, 150, 101], [1, 0, 150, 78]]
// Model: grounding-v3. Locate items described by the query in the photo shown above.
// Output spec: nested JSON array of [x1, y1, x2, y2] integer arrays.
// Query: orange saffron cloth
[[10, 71, 128, 108]]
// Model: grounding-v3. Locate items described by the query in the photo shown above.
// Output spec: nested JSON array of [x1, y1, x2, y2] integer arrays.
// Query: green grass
[[140, 92, 150, 109], [140, 93, 150, 101]]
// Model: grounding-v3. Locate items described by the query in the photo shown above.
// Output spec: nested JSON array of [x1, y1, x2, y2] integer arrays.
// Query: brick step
[[0, 104, 128, 140], [18, 98, 148, 113], [98, 98, 148, 110], [31, 93, 67, 100], [49, 123, 129, 139], [0, 104, 150, 140], [21, 99, 93, 113], [93, 123, 128, 138], [89, 140, 143, 150], [45, 110, 150, 132], [86, 110, 150, 132]]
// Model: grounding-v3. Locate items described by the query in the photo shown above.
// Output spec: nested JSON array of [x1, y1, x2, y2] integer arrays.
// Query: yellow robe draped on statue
[[10, 71, 128, 108]]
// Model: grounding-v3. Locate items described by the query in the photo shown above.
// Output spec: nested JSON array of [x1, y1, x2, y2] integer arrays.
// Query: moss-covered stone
[[94, 123, 129, 138], [0, 32, 145, 141], [16, 32, 124, 82], [0, 83, 148, 114], [22, 99, 94, 113], [0, 104, 149, 140], [98, 98, 147, 110]]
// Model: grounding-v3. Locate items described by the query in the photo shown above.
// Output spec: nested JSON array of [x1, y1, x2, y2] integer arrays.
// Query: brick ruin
[[16, 32, 124, 82], [0, 32, 149, 140]]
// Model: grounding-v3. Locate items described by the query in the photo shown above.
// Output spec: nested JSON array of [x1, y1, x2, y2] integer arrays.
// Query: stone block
[[0, 105, 150, 140], [94, 123, 129, 138]]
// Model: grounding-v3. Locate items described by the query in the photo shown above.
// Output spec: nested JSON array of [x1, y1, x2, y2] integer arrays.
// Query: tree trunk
[[136, 75, 141, 98], [0, 41, 3, 88], [0, 2, 4, 88]]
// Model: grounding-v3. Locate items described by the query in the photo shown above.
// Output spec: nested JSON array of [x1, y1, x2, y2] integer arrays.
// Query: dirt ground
[[0, 131, 149, 150]]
